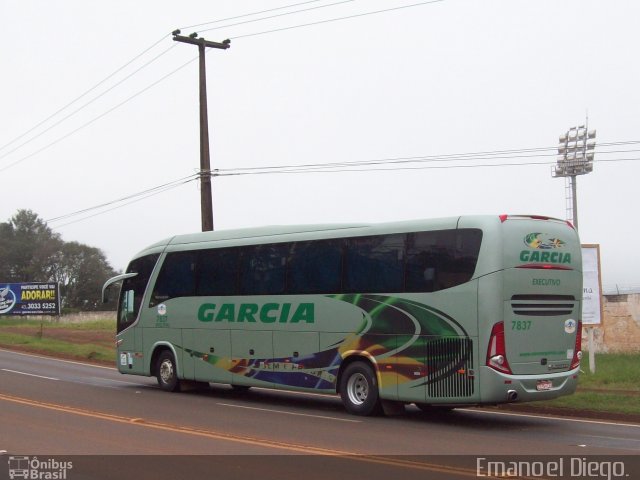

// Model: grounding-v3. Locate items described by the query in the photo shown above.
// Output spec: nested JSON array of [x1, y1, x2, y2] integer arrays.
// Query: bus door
[[117, 286, 145, 374], [112, 253, 160, 375]]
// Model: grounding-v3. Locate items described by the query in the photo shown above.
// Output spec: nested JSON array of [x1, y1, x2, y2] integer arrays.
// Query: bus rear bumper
[[479, 366, 580, 404]]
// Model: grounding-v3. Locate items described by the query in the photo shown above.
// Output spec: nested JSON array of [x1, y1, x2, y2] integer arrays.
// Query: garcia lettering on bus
[[198, 302, 315, 324], [519, 250, 571, 264]]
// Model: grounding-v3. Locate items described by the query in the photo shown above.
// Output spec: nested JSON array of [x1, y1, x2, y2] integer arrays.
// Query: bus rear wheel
[[339, 361, 382, 416], [156, 350, 180, 392]]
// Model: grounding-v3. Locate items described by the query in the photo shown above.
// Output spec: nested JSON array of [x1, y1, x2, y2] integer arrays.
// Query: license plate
[[536, 380, 553, 391]]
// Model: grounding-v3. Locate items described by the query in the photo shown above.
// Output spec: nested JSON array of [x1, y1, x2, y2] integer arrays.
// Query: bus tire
[[156, 350, 180, 392], [339, 361, 382, 416]]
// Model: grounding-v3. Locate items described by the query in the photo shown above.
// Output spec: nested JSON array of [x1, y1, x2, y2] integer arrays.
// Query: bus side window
[[240, 244, 288, 295], [405, 229, 482, 292], [344, 234, 404, 293], [150, 252, 197, 305], [197, 248, 240, 296], [288, 240, 342, 294]]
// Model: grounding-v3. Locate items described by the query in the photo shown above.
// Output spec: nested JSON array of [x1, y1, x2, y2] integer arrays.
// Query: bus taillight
[[486, 321, 512, 374], [570, 320, 583, 370]]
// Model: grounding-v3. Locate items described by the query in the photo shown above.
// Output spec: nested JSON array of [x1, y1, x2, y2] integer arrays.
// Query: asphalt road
[[1, 348, 638, 479]]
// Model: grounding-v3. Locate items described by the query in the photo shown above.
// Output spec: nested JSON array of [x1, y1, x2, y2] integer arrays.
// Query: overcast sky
[[1, 0, 638, 292]]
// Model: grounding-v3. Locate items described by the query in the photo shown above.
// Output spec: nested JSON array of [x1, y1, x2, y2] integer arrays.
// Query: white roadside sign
[[581, 244, 602, 325]]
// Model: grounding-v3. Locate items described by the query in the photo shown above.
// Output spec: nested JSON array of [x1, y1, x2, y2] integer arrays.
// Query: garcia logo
[[524, 233, 566, 250], [520, 233, 571, 264]]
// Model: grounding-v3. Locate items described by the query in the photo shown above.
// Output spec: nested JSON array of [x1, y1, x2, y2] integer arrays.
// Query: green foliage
[[0, 331, 114, 363], [0, 210, 62, 282], [0, 317, 116, 363], [520, 353, 640, 415], [541, 392, 640, 416], [577, 353, 639, 391], [0, 209, 119, 311]]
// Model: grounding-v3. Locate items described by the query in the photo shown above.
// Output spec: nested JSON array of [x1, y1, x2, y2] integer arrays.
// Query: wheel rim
[[346, 372, 369, 405], [159, 359, 174, 384]]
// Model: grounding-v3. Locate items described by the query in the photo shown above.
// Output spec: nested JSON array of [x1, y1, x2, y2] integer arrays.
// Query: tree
[[0, 209, 118, 310], [0, 210, 62, 282], [52, 241, 118, 310]]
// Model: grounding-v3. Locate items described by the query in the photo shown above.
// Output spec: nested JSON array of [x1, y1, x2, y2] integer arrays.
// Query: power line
[[210, 143, 640, 176], [0, 0, 357, 167], [0, 43, 178, 164], [229, 0, 446, 40], [45, 146, 640, 229], [180, 0, 328, 30], [48, 174, 200, 229], [46, 173, 199, 223], [213, 156, 640, 177], [0, 53, 201, 173], [0, 0, 448, 174], [0, 34, 170, 154], [197, 0, 357, 35]]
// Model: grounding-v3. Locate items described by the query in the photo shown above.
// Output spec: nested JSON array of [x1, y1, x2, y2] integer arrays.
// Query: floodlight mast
[[552, 117, 597, 373], [552, 119, 596, 231]]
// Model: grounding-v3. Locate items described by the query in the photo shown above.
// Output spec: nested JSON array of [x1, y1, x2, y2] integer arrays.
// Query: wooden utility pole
[[172, 30, 230, 232]]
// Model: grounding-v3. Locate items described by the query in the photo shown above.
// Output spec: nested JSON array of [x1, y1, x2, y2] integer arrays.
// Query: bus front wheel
[[339, 361, 382, 416], [156, 350, 180, 392]]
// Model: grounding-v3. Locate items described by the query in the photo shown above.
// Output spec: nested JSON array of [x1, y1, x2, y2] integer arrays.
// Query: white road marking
[[1, 368, 59, 381], [0, 347, 116, 370], [216, 402, 361, 423], [460, 408, 640, 428]]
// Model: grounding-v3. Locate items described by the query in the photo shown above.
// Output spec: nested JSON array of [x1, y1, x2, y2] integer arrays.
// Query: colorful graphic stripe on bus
[[183, 294, 471, 391]]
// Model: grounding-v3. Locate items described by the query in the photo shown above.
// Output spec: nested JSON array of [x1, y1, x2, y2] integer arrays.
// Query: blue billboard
[[0, 282, 61, 316]]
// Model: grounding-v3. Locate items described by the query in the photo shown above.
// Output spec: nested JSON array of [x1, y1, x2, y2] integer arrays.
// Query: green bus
[[102, 215, 583, 416]]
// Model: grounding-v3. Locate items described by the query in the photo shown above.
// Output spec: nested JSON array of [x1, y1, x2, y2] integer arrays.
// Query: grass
[[0, 317, 115, 363], [574, 353, 639, 391], [537, 392, 640, 416]]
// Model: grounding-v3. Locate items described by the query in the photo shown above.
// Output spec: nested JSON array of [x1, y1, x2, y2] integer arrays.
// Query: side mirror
[[102, 273, 138, 303]]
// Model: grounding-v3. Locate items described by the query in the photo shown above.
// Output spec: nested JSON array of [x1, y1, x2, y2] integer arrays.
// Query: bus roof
[[129, 214, 573, 261], [134, 217, 464, 258]]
